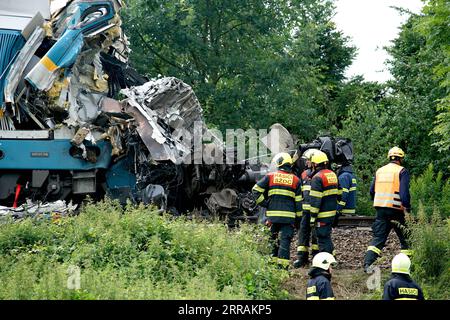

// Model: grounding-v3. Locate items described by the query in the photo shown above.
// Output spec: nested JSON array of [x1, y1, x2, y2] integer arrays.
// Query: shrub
[[408, 207, 450, 300], [410, 164, 450, 218], [0, 199, 288, 300]]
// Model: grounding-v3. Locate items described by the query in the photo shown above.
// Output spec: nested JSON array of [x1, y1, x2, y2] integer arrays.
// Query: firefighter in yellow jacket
[[308, 151, 338, 254], [364, 147, 412, 272], [252, 152, 303, 268]]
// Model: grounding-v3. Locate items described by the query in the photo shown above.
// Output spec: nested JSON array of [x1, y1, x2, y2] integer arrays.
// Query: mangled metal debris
[[0, 0, 266, 222], [0, 199, 77, 220], [120, 77, 201, 163]]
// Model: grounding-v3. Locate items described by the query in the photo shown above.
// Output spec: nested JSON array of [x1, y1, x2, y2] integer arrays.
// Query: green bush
[[0, 199, 288, 300], [409, 207, 450, 300], [410, 164, 450, 218]]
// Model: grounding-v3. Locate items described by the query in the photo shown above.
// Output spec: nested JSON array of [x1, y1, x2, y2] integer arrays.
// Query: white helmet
[[312, 252, 337, 270], [302, 148, 320, 161], [391, 253, 411, 275]]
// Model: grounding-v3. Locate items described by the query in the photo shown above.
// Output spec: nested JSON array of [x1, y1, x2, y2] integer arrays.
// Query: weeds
[[0, 199, 288, 300], [408, 207, 450, 299], [410, 164, 450, 218]]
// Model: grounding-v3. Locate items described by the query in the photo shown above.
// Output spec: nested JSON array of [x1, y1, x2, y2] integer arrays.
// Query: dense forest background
[[121, 0, 449, 215]]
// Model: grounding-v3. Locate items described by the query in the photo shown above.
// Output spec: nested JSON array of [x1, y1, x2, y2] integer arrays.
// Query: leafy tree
[[337, 79, 395, 214], [385, 6, 449, 174], [416, 0, 450, 154], [122, 0, 355, 139]]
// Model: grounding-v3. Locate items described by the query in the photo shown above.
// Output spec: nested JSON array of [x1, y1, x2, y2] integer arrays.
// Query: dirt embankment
[[285, 227, 404, 299], [290, 227, 402, 269]]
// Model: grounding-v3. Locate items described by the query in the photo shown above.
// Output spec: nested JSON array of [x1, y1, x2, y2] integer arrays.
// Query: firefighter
[[294, 149, 320, 268], [334, 161, 357, 226], [308, 151, 338, 254], [252, 152, 303, 269], [383, 253, 424, 300], [306, 252, 336, 300], [364, 147, 412, 272]]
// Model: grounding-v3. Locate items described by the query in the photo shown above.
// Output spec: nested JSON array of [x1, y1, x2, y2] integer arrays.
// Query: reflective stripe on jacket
[[252, 170, 302, 223], [374, 163, 404, 210], [306, 271, 335, 300], [309, 169, 338, 221], [301, 169, 312, 213], [337, 169, 357, 214], [382, 273, 424, 300]]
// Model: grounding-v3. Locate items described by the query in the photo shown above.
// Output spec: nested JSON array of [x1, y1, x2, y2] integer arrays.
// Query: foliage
[[386, 10, 448, 174], [0, 199, 288, 299], [409, 207, 450, 300], [336, 3, 450, 214], [410, 164, 450, 218], [416, 0, 450, 153], [122, 0, 355, 138], [336, 79, 395, 214]]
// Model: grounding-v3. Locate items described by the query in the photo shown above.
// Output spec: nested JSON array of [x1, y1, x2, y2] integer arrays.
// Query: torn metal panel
[[260, 123, 295, 155], [121, 77, 204, 163], [100, 97, 123, 113], [121, 77, 203, 130], [0, 30, 25, 113], [25, 29, 84, 91], [68, 90, 103, 124], [21, 12, 45, 41], [4, 26, 45, 104], [26, 0, 117, 91], [123, 98, 180, 162]]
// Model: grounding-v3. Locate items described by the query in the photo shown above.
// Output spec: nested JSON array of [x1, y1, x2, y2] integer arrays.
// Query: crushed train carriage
[[0, 0, 354, 222], [0, 0, 268, 220]]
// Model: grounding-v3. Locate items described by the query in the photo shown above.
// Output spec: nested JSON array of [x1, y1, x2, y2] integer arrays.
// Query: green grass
[[409, 208, 450, 300], [0, 199, 289, 300]]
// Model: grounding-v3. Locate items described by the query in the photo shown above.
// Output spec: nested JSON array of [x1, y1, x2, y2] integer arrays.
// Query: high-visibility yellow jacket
[[373, 163, 405, 211]]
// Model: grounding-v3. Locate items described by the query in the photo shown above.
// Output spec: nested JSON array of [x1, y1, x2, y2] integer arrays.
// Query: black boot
[[293, 252, 309, 268], [311, 250, 319, 259]]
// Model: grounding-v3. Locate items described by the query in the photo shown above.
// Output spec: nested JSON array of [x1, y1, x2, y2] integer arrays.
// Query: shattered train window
[[77, 7, 109, 29]]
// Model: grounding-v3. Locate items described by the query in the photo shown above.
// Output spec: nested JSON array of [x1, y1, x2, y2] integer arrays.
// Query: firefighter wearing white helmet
[[308, 150, 338, 254], [382, 253, 424, 300], [364, 146, 413, 272], [306, 252, 336, 300], [294, 149, 320, 268], [252, 152, 303, 269]]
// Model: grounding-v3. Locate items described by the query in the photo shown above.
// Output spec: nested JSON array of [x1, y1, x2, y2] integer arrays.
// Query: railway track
[[337, 215, 375, 228], [231, 213, 375, 228]]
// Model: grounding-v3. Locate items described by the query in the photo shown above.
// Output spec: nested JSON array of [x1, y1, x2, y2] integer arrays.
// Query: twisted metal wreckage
[[0, 0, 353, 223], [0, 0, 272, 222]]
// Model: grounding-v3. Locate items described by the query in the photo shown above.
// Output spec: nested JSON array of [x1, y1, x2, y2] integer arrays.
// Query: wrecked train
[[0, 0, 266, 219], [0, 1, 353, 221]]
